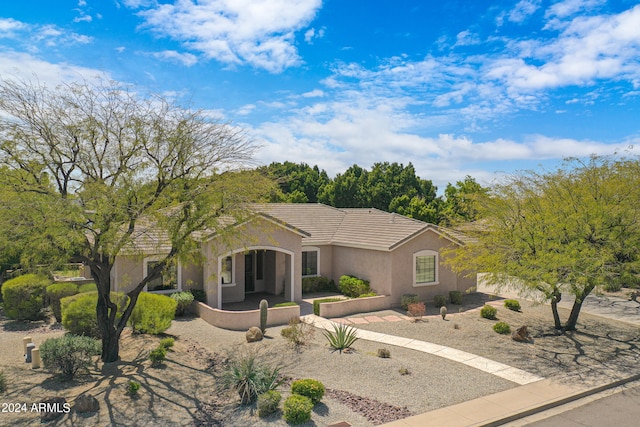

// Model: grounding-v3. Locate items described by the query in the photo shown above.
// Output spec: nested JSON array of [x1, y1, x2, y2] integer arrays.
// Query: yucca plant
[[322, 323, 359, 353]]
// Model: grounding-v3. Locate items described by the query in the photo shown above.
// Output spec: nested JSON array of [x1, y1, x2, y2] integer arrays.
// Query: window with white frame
[[221, 255, 234, 285], [302, 248, 319, 277], [413, 250, 438, 286], [144, 258, 180, 293]]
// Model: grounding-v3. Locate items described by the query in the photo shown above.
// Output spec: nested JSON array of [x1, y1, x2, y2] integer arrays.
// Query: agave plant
[[323, 323, 359, 353]]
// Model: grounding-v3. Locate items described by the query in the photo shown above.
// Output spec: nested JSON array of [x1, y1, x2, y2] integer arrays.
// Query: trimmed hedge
[[480, 304, 498, 320], [61, 291, 128, 338], [129, 292, 177, 335], [338, 275, 371, 298], [78, 282, 97, 293], [301, 276, 337, 293], [400, 294, 420, 311], [493, 321, 511, 334], [47, 283, 79, 322], [449, 290, 463, 305], [504, 299, 521, 312], [313, 298, 342, 316], [273, 301, 298, 307], [1, 274, 50, 320], [433, 294, 447, 308]]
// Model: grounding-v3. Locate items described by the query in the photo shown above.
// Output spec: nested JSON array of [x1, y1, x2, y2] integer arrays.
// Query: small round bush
[[47, 283, 79, 322], [61, 292, 128, 338], [170, 291, 194, 316], [149, 346, 167, 365], [493, 321, 511, 335], [449, 290, 463, 305], [39, 334, 101, 379], [283, 395, 313, 425], [159, 337, 175, 349], [433, 294, 448, 308], [257, 390, 281, 418], [291, 378, 325, 405], [126, 380, 141, 396], [1, 274, 50, 320], [377, 348, 391, 358], [338, 275, 371, 298], [504, 299, 521, 312], [129, 292, 177, 334], [480, 304, 498, 320]]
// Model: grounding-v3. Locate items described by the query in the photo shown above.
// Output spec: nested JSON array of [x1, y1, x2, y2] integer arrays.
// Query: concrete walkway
[[301, 314, 543, 386]]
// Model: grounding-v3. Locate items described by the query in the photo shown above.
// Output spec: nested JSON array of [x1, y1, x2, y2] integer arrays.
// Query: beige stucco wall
[[330, 246, 392, 296], [192, 301, 300, 331], [390, 230, 476, 304], [111, 255, 203, 294], [203, 218, 303, 308]]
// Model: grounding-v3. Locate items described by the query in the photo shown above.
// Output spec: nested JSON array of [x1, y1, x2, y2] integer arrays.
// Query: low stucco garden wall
[[191, 302, 300, 331], [318, 295, 391, 318]]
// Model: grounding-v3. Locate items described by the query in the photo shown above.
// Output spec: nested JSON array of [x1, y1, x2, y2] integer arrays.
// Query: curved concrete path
[[301, 314, 543, 386]]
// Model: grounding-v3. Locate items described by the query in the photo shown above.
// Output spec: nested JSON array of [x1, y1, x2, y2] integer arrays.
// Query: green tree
[[0, 78, 270, 362], [444, 157, 640, 331], [440, 176, 488, 226], [318, 164, 369, 207], [258, 161, 329, 203]]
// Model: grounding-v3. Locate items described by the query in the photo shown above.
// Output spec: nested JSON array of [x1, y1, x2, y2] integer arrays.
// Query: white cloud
[[0, 18, 93, 48], [508, 0, 541, 23], [0, 51, 110, 87], [546, 0, 606, 19], [131, 0, 322, 73], [301, 89, 324, 98], [0, 18, 26, 36], [304, 26, 325, 44], [148, 50, 198, 66], [454, 30, 480, 47], [235, 104, 256, 116]]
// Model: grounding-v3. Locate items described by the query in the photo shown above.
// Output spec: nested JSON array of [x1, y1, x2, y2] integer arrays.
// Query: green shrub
[[46, 283, 79, 322], [223, 352, 284, 405], [400, 294, 420, 311], [273, 301, 298, 307], [1, 274, 49, 320], [480, 304, 498, 320], [39, 335, 101, 379], [170, 291, 194, 316], [449, 290, 463, 305], [433, 294, 447, 308], [358, 292, 377, 298], [283, 395, 313, 425], [188, 289, 206, 302], [313, 297, 342, 316], [129, 292, 177, 334], [61, 292, 128, 338], [159, 337, 175, 349], [149, 346, 167, 365], [126, 380, 141, 396], [77, 283, 97, 293], [0, 371, 6, 393], [493, 321, 511, 334], [377, 348, 391, 358], [323, 323, 359, 353], [338, 275, 371, 298], [257, 390, 281, 418], [302, 276, 336, 293], [291, 378, 325, 404], [504, 299, 521, 311]]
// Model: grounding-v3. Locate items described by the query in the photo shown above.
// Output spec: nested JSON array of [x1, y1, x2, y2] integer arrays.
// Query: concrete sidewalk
[[380, 372, 640, 427]]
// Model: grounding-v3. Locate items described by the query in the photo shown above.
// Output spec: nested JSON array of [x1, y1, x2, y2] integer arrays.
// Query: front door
[[244, 253, 255, 293]]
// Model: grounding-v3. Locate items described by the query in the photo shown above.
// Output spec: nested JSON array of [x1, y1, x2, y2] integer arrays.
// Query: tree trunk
[[100, 328, 121, 363], [549, 288, 563, 330], [564, 284, 595, 331], [96, 288, 121, 363]]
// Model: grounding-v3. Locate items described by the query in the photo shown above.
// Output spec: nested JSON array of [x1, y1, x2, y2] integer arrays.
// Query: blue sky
[[1, 0, 639, 189]]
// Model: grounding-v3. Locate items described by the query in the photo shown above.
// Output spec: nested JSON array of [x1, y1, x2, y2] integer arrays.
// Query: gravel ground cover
[[1, 291, 638, 427]]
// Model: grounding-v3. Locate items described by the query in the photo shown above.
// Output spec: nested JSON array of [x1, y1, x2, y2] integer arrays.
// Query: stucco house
[[110, 203, 476, 310]]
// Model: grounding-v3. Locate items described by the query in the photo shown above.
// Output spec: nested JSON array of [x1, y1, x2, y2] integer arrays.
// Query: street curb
[[480, 373, 640, 426]]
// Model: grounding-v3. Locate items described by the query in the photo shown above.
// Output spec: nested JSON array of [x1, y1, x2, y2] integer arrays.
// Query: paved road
[[515, 382, 640, 427]]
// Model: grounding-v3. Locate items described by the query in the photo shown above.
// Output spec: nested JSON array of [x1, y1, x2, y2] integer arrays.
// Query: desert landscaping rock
[[511, 325, 533, 342], [246, 326, 263, 342], [74, 393, 99, 413], [39, 397, 68, 422]]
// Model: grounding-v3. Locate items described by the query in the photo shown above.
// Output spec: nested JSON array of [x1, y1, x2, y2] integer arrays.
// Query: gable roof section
[[252, 203, 465, 251]]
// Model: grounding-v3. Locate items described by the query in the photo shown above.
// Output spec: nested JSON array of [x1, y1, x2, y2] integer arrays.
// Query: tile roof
[[252, 203, 464, 251]]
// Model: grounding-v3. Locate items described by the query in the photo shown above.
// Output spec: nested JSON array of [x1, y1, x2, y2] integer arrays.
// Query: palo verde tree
[[0, 78, 270, 362], [444, 156, 640, 331]]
